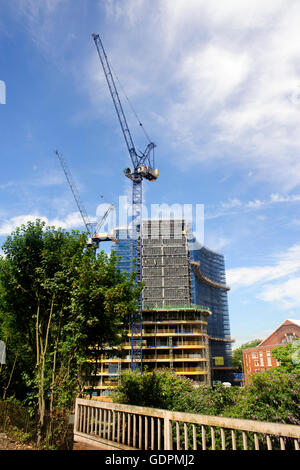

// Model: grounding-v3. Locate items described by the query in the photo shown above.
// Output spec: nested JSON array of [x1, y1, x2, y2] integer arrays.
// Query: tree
[[232, 339, 262, 372], [272, 341, 300, 371], [0, 220, 140, 446]]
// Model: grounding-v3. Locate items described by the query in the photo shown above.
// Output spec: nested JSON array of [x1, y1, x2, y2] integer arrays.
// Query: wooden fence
[[74, 398, 300, 451]]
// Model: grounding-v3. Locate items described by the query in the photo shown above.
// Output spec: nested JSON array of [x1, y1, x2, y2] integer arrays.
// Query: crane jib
[[92, 34, 157, 175], [93, 35, 136, 168]]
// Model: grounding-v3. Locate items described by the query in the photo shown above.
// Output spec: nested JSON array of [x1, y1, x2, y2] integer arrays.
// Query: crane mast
[[92, 34, 159, 372]]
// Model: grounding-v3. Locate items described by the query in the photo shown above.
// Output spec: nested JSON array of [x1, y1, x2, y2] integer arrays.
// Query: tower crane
[[92, 34, 159, 372], [55, 149, 115, 248]]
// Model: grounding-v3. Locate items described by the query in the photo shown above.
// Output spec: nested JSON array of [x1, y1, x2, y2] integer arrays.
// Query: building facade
[[91, 219, 233, 395], [243, 319, 300, 382], [189, 244, 234, 383]]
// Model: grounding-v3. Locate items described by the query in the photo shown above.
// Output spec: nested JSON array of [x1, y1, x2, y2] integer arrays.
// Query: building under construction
[[57, 36, 233, 394], [91, 219, 233, 395]]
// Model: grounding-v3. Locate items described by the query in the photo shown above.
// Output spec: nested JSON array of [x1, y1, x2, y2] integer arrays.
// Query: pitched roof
[[259, 319, 300, 346], [287, 319, 300, 327]]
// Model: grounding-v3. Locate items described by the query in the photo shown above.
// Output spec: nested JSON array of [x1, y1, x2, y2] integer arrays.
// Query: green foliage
[[272, 341, 300, 372], [113, 368, 195, 410], [114, 367, 300, 450], [0, 219, 140, 447], [0, 398, 37, 443], [232, 339, 261, 372], [114, 366, 300, 429], [226, 368, 300, 426], [113, 368, 237, 415], [10, 426, 32, 444], [179, 383, 239, 416]]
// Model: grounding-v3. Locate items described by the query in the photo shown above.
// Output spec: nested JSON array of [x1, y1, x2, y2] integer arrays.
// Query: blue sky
[[1, 0, 300, 348]]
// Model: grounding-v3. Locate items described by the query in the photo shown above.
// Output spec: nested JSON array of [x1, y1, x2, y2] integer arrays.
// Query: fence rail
[[74, 398, 300, 451]]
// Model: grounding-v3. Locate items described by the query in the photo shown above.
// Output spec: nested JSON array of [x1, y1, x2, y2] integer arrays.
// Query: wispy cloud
[[9, 0, 75, 68], [227, 244, 300, 287], [0, 182, 16, 191], [207, 193, 300, 219], [227, 243, 300, 308], [99, 0, 300, 189], [11, 0, 300, 189]]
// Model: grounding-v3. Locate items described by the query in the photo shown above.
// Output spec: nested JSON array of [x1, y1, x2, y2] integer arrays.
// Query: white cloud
[[220, 199, 242, 210], [0, 214, 42, 236], [0, 182, 15, 191], [10, 0, 300, 188], [10, 0, 73, 65], [102, 0, 300, 188], [259, 276, 300, 308], [205, 235, 232, 253], [17, 0, 67, 17], [270, 193, 300, 203], [48, 212, 88, 230], [178, 45, 250, 109], [227, 243, 300, 309], [0, 211, 87, 236], [227, 244, 300, 287]]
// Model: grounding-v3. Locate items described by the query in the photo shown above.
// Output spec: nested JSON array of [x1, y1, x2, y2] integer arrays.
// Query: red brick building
[[243, 319, 300, 383]]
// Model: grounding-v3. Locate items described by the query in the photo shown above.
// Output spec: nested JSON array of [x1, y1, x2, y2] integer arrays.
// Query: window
[[259, 351, 264, 366], [252, 352, 257, 358], [254, 360, 259, 366], [266, 351, 272, 367]]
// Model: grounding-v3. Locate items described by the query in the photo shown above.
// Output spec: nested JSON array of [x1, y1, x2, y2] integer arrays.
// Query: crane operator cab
[[124, 166, 159, 182], [86, 232, 117, 248]]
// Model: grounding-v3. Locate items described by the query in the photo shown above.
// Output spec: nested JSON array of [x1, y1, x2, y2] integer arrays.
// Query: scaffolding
[[115, 220, 233, 377], [90, 219, 234, 395], [189, 245, 233, 381], [112, 228, 134, 275], [142, 219, 192, 309]]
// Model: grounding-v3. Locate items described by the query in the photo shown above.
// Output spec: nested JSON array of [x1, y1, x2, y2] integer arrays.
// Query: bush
[[114, 366, 300, 429], [113, 367, 300, 450], [226, 368, 300, 426], [0, 398, 37, 444], [42, 409, 74, 450], [179, 383, 239, 416], [113, 368, 237, 415], [113, 368, 195, 410]]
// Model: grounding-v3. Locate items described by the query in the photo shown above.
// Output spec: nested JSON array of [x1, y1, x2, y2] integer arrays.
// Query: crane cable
[[109, 62, 153, 145]]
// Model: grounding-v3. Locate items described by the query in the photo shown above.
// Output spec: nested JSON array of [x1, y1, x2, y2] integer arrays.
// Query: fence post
[[164, 411, 172, 450], [73, 399, 79, 434]]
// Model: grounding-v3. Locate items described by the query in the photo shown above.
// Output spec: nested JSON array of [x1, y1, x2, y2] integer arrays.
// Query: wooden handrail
[[74, 398, 300, 451]]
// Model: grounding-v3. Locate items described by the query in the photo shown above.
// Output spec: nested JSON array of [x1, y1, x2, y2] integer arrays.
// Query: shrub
[[113, 368, 237, 415], [179, 383, 239, 416], [0, 398, 37, 444], [113, 368, 194, 410], [226, 368, 300, 426]]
